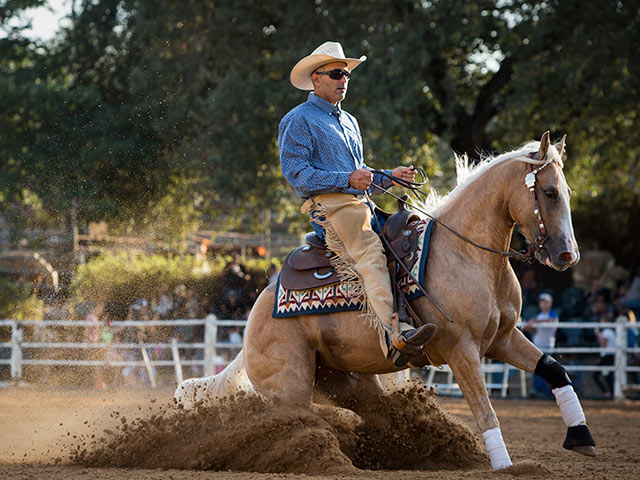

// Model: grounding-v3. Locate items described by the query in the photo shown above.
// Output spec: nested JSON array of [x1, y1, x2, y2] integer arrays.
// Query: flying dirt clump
[[72, 384, 487, 474]]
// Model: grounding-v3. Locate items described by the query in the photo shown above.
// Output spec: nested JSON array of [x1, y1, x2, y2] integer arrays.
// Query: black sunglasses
[[315, 69, 351, 80]]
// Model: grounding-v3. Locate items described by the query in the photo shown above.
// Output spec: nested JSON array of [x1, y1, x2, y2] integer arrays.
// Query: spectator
[[582, 288, 614, 346], [223, 255, 250, 302], [524, 293, 559, 398], [83, 304, 106, 390], [121, 298, 152, 386], [219, 289, 244, 320], [619, 270, 640, 318], [172, 284, 188, 318], [151, 285, 174, 319], [593, 315, 616, 398], [228, 326, 244, 357], [173, 286, 197, 343], [613, 290, 640, 387]]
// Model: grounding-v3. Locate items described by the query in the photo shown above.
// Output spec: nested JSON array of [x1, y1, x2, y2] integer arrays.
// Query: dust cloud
[[73, 384, 487, 474]]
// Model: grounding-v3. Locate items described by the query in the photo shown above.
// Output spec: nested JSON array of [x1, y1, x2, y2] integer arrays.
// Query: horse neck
[[437, 160, 519, 259]]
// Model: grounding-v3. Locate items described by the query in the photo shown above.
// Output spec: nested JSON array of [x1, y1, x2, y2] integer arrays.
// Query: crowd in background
[[520, 268, 640, 399], [27, 257, 281, 389], [9, 254, 640, 398]]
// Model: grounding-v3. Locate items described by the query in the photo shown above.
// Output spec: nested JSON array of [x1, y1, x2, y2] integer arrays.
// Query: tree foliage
[[1, 0, 638, 261]]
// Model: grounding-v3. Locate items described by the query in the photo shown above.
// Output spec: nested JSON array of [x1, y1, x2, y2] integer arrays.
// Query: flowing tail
[[174, 350, 254, 409]]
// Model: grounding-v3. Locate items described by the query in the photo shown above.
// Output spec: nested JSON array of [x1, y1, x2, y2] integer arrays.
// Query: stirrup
[[389, 314, 437, 368], [390, 314, 437, 352], [391, 348, 431, 368]]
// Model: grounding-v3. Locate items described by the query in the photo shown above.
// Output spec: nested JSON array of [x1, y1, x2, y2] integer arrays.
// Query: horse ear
[[557, 134, 567, 158], [538, 131, 550, 160]]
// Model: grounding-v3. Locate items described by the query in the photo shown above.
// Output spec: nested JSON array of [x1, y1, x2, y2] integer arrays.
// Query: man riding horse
[[278, 41, 437, 365]]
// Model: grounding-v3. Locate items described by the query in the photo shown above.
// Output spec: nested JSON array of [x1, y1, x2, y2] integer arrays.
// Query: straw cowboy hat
[[290, 41, 367, 90]]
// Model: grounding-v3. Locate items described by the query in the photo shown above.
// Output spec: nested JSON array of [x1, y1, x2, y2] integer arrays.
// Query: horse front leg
[[446, 344, 512, 470], [488, 328, 596, 456]]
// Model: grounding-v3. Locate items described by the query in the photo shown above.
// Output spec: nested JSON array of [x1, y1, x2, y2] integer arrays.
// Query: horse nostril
[[559, 252, 574, 264]]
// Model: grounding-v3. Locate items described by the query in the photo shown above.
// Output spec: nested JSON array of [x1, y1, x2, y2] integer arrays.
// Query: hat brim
[[290, 54, 366, 91]]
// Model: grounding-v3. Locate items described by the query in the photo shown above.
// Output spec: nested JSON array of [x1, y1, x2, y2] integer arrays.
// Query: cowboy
[[278, 41, 436, 365]]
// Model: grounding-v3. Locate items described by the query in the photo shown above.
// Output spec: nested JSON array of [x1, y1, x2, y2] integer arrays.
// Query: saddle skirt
[[273, 217, 435, 318]]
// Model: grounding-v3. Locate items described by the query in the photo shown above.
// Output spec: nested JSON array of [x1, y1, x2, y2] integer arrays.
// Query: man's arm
[[279, 116, 352, 198]]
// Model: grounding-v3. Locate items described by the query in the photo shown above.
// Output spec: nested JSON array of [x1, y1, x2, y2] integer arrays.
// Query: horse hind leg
[[174, 351, 254, 410], [489, 328, 596, 456]]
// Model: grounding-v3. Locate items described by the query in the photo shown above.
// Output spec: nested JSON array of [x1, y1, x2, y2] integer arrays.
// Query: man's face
[[312, 61, 350, 105], [539, 298, 552, 312]]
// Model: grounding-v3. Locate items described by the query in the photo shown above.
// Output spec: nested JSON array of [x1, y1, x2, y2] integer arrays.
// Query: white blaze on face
[[556, 171, 579, 263]]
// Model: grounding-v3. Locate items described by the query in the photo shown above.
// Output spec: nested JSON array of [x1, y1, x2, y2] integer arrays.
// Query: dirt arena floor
[[2, 385, 639, 480]]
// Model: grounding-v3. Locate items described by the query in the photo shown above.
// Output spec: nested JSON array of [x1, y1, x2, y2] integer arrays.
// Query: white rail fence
[[1, 318, 638, 400], [424, 319, 640, 401], [0, 318, 246, 389]]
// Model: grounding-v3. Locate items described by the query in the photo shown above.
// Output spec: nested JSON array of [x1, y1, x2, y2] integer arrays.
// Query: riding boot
[[391, 322, 438, 368]]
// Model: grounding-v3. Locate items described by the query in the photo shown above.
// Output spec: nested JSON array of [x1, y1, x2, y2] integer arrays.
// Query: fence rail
[[1, 318, 638, 400], [0, 317, 246, 387], [423, 319, 639, 400]]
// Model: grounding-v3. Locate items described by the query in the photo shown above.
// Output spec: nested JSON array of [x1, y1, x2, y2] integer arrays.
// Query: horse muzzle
[[536, 239, 580, 271]]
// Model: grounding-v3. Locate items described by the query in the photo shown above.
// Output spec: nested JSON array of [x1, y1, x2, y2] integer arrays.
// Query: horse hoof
[[570, 445, 596, 457]]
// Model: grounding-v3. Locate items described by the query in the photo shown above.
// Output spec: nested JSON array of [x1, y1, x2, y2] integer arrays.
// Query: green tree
[[1, 0, 638, 262]]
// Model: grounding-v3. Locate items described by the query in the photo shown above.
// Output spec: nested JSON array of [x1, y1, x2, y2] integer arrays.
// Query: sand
[[1, 385, 638, 479]]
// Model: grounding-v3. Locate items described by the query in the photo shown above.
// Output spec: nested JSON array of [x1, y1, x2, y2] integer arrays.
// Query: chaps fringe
[[307, 202, 382, 332]]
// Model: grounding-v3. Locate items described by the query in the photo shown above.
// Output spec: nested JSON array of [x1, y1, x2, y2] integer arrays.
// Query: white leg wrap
[[482, 427, 512, 470], [552, 385, 586, 427]]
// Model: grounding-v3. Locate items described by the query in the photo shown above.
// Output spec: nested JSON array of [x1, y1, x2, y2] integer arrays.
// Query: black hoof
[[563, 424, 595, 454], [570, 445, 596, 457]]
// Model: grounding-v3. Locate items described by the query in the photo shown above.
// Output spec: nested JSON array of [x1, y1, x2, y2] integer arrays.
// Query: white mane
[[413, 139, 565, 216]]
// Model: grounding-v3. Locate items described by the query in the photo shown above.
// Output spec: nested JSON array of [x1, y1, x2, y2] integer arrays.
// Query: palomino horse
[[176, 132, 595, 470]]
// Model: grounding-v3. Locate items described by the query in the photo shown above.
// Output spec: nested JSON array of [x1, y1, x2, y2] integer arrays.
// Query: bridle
[[369, 152, 555, 264], [363, 148, 559, 324], [524, 150, 555, 260]]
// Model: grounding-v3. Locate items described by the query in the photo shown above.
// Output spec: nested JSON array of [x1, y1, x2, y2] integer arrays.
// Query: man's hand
[[349, 168, 373, 191], [392, 165, 416, 186]]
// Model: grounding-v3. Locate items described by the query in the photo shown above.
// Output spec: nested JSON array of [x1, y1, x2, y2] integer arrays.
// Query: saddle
[[279, 197, 421, 291], [279, 196, 434, 368]]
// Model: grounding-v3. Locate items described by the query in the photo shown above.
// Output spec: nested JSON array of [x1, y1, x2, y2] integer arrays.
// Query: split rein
[[368, 162, 548, 264]]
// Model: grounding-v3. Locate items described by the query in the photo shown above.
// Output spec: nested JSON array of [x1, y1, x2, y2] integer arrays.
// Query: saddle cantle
[[278, 198, 422, 291], [278, 243, 337, 290]]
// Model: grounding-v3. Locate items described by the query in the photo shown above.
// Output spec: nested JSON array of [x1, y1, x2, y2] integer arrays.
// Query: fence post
[[171, 338, 183, 385], [204, 315, 218, 377], [10, 322, 23, 381], [614, 317, 626, 401]]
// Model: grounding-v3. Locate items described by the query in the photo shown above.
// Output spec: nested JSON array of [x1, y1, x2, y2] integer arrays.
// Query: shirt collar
[[308, 92, 341, 117]]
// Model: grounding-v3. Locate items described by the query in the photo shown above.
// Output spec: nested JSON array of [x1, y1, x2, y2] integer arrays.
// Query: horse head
[[510, 131, 580, 271]]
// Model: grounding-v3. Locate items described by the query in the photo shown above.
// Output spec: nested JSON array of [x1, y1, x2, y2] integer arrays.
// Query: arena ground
[[1, 386, 638, 480]]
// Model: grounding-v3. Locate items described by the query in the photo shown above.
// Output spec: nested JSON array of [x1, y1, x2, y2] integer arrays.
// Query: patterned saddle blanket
[[272, 219, 434, 318]]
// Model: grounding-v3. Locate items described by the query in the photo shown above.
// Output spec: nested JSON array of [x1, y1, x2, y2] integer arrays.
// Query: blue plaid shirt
[[279, 93, 393, 199]]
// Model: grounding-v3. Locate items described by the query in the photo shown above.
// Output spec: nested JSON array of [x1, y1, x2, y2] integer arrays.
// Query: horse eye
[[544, 189, 558, 200]]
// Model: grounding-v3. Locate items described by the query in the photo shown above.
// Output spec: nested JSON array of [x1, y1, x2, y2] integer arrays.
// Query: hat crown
[[310, 41, 346, 59]]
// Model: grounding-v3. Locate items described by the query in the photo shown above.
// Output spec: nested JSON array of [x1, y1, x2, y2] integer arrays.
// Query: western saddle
[[278, 197, 435, 367]]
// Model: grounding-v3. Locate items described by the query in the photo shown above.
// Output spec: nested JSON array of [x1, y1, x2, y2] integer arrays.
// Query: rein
[[370, 155, 551, 264]]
